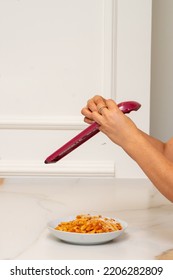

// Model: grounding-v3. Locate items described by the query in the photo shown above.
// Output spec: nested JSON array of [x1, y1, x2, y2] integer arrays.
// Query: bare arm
[[122, 131, 173, 202], [81, 96, 173, 202], [139, 130, 173, 162]]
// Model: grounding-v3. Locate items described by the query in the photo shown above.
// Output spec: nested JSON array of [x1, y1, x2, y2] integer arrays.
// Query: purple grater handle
[[44, 101, 141, 163]]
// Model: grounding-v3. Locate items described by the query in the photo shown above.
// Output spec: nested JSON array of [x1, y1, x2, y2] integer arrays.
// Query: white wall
[[151, 0, 173, 141], [115, 0, 152, 177], [0, 0, 152, 178]]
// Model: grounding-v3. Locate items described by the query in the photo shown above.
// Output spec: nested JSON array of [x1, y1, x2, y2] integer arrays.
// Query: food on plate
[[55, 214, 122, 233]]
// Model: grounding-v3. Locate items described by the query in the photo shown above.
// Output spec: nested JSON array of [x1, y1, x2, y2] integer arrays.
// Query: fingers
[[96, 99, 119, 117], [81, 96, 120, 124], [105, 99, 119, 110], [83, 117, 94, 124], [81, 107, 104, 125], [81, 95, 106, 123], [87, 95, 106, 112], [105, 99, 124, 117], [81, 107, 93, 122]]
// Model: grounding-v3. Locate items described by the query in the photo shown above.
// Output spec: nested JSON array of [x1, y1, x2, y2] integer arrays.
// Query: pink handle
[[44, 101, 141, 163]]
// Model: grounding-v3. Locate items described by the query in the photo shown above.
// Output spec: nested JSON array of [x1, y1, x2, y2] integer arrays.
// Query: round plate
[[48, 215, 128, 245]]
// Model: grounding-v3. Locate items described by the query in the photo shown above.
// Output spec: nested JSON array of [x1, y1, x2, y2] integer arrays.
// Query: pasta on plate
[[55, 214, 122, 234]]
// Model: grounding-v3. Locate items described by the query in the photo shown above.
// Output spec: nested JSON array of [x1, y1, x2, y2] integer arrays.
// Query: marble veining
[[0, 178, 172, 260]]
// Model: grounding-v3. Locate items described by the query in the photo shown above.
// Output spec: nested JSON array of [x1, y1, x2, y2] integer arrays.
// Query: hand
[[81, 95, 139, 147]]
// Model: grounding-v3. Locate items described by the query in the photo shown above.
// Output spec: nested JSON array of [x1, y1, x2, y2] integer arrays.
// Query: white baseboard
[[0, 160, 115, 177]]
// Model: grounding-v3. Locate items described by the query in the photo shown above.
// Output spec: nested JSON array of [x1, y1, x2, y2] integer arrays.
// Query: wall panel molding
[[0, 160, 115, 177], [0, 0, 117, 131], [0, 116, 86, 130]]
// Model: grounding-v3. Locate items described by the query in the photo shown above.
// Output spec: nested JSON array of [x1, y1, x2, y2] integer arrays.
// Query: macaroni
[[55, 214, 122, 233]]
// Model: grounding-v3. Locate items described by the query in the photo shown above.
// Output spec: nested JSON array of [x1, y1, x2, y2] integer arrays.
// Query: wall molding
[[0, 0, 117, 131], [0, 116, 87, 130], [0, 0, 117, 178], [0, 160, 115, 177], [103, 0, 117, 100]]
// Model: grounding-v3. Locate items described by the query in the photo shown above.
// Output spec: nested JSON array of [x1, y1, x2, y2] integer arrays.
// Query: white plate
[[48, 216, 128, 245]]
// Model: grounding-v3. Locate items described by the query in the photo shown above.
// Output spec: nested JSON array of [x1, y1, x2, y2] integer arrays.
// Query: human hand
[[81, 95, 139, 147]]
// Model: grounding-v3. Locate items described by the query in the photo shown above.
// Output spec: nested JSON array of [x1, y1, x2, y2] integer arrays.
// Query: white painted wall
[[150, 0, 173, 141], [0, 0, 152, 178], [115, 0, 152, 178]]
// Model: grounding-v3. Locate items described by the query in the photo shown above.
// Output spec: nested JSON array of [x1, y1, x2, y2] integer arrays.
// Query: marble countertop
[[0, 177, 173, 260]]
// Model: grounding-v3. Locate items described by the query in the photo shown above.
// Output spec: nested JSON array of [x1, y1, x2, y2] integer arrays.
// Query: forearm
[[138, 130, 165, 153], [123, 131, 173, 202]]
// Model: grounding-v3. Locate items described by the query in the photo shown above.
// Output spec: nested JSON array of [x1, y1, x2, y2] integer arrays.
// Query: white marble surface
[[0, 177, 173, 260]]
